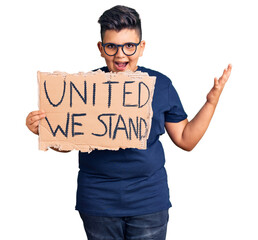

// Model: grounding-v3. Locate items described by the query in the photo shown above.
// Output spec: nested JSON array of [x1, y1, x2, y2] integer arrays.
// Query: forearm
[[181, 101, 217, 151]]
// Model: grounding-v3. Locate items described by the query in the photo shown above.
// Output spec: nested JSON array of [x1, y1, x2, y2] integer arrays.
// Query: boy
[[26, 5, 232, 240]]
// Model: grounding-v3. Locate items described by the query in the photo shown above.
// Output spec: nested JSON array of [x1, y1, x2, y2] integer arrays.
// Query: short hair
[[98, 5, 142, 42]]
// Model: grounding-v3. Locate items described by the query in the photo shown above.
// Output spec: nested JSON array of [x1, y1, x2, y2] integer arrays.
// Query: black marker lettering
[[44, 80, 66, 107], [72, 113, 86, 137], [139, 117, 147, 140], [70, 81, 87, 107], [93, 83, 96, 106], [92, 113, 116, 137], [113, 114, 129, 140], [128, 117, 139, 140], [138, 81, 150, 108], [45, 112, 70, 137], [123, 81, 137, 107], [103, 81, 119, 107]]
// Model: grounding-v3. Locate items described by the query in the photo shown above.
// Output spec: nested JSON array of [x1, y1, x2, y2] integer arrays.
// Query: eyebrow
[[102, 40, 141, 44]]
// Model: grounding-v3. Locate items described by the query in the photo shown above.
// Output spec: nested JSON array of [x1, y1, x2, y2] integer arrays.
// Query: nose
[[115, 46, 125, 57]]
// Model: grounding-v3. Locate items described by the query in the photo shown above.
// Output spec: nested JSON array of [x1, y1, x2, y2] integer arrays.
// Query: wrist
[[206, 99, 218, 109]]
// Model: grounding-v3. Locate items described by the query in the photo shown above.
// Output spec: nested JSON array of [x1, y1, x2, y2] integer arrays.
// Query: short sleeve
[[165, 81, 187, 122]]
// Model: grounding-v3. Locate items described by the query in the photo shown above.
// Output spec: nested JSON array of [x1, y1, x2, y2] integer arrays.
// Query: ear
[[97, 41, 105, 57], [139, 40, 146, 57]]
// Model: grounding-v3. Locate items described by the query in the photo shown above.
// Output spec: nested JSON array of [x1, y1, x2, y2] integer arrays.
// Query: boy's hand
[[26, 110, 46, 135], [207, 64, 232, 106]]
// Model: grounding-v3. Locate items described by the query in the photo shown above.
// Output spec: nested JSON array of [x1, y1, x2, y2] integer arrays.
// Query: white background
[[1, 0, 258, 239]]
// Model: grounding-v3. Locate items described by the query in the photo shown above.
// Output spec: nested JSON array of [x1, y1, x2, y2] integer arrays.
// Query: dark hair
[[98, 5, 142, 41]]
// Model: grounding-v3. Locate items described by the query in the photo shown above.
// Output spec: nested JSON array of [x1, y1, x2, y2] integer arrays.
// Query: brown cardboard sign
[[38, 70, 156, 152]]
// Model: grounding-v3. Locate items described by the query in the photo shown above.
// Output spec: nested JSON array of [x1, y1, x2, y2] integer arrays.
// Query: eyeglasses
[[101, 41, 141, 56]]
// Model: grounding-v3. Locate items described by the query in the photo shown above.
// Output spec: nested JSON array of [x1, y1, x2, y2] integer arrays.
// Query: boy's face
[[97, 29, 145, 72]]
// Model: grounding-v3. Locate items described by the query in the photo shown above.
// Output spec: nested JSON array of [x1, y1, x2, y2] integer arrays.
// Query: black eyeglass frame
[[101, 40, 142, 56]]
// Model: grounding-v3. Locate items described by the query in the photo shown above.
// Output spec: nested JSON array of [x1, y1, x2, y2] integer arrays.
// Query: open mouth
[[115, 62, 129, 70]]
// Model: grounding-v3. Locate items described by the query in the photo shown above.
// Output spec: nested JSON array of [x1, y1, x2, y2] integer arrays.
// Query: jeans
[[79, 210, 169, 240]]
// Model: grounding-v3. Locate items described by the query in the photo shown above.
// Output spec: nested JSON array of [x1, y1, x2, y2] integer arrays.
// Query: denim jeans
[[79, 209, 169, 240]]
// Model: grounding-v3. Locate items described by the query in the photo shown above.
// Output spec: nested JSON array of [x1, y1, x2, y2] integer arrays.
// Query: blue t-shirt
[[75, 66, 187, 217]]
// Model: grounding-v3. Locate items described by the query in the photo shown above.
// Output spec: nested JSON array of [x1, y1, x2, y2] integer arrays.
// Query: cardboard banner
[[38, 70, 156, 152]]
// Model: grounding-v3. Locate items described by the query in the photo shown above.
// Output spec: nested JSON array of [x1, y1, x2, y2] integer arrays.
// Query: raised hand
[[207, 64, 232, 106]]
